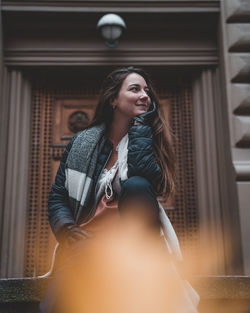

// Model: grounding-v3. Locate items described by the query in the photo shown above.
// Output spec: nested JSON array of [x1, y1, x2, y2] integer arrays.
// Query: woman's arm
[[127, 124, 162, 191], [48, 136, 77, 240]]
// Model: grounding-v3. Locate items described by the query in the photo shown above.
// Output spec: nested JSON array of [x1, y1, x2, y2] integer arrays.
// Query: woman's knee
[[118, 176, 160, 226], [119, 176, 155, 198]]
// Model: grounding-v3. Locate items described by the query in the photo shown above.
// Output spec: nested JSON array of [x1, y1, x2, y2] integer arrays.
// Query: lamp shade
[[101, 25, 123, 41], [97, 14, 126, 47]]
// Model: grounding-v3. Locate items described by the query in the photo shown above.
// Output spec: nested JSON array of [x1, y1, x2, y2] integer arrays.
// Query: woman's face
[[111, 73, 151, 119]]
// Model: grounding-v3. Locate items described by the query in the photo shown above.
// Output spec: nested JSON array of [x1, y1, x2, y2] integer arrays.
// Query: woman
[[39, 66, 199, 313], [48, 66, 176, 249]]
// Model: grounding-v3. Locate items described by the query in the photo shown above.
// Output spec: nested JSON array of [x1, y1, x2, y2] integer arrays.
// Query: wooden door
[[25, 80, 198, 277], [26, 85, 98, 277]]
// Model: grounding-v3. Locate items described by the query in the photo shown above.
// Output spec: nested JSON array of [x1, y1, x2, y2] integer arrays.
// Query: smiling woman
[[111, 73, 151, 118], [104, 72, 152, 171], [38, 66, 199, 313], [90, 66, 175, 199]]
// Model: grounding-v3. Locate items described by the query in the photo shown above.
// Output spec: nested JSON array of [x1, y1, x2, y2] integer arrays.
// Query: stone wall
[[220, 0, 250, 275]]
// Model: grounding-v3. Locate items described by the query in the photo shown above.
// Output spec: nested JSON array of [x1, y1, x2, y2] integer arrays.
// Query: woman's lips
[[136, 103, 148, 108]]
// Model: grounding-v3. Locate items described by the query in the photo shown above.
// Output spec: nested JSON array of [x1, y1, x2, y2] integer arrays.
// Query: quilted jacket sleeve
[[48, 135, 78, 239], [127, 125, 163, 191]]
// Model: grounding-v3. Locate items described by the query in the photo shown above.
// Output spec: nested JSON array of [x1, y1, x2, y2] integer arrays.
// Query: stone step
[[0, 276, 250, 313]]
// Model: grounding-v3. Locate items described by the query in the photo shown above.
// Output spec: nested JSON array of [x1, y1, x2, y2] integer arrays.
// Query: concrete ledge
[[193, 276, 250, 299], [0, 276, 250, 313], [1, 276, 250, 303], [0, 278, 50, 303]]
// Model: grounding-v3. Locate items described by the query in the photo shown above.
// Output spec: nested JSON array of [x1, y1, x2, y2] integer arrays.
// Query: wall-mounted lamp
[[97, 14, 126, 48]]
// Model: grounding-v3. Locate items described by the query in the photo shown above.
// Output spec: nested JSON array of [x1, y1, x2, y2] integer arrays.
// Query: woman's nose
[[139, 91, 150, 101]]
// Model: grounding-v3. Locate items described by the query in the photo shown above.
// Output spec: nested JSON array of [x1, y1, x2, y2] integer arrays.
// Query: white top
[[94, 136, 126, 209], [96, 160, 121, 201]]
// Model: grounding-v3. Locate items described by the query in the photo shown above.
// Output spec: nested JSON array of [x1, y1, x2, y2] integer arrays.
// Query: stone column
[[193, 68, 243, 275], [0, 70, 32, 278]]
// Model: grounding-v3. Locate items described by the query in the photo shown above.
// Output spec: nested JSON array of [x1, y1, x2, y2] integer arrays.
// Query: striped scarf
[[65, 123, 106, 223]]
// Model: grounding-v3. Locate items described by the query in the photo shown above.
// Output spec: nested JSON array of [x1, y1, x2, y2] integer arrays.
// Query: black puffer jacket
[[48, 124, 162, 239]]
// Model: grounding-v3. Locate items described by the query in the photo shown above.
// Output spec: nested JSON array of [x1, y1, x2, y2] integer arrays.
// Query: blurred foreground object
[[54, 220, 199, 313]]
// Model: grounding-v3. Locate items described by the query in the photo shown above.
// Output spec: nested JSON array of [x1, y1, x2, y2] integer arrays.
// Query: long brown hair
[[89, 66, 176, 200]]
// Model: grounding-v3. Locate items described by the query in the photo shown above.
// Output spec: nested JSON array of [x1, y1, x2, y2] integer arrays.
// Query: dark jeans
[[118, 176, 160, 230], [38, 176, 160, 313]]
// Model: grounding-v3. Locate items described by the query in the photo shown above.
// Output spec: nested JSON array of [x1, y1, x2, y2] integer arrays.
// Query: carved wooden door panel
[[51, 97, 98, 185], [26, 81, 198, 277], [158, 89, 198, 260]]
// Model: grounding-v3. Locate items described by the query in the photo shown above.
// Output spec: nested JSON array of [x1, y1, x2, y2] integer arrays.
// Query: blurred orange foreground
[[54, 216, 200, 313]]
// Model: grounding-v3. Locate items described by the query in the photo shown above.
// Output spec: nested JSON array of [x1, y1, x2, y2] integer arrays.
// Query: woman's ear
[[110, 97, 117, 110]]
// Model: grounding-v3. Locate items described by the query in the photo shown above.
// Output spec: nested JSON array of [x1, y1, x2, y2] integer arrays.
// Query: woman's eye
[[130, 87, 138, 92], [130, 87, 150, 95]]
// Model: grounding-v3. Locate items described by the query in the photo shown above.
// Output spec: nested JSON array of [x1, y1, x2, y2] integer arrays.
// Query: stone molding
[[229, 54, 250, 83], [234, 161, 250, 181], [4, 48, 218, 67], [234, 116, 250, 148], [2, 0, 220, 13], [228, 24, 250, 53], [225, 0, 250, 23], [231, 84, 250, 115]]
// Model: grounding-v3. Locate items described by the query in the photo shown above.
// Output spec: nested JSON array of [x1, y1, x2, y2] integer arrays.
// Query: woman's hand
[[133, 100, 157, 126], [59, 224, 92, 249]]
